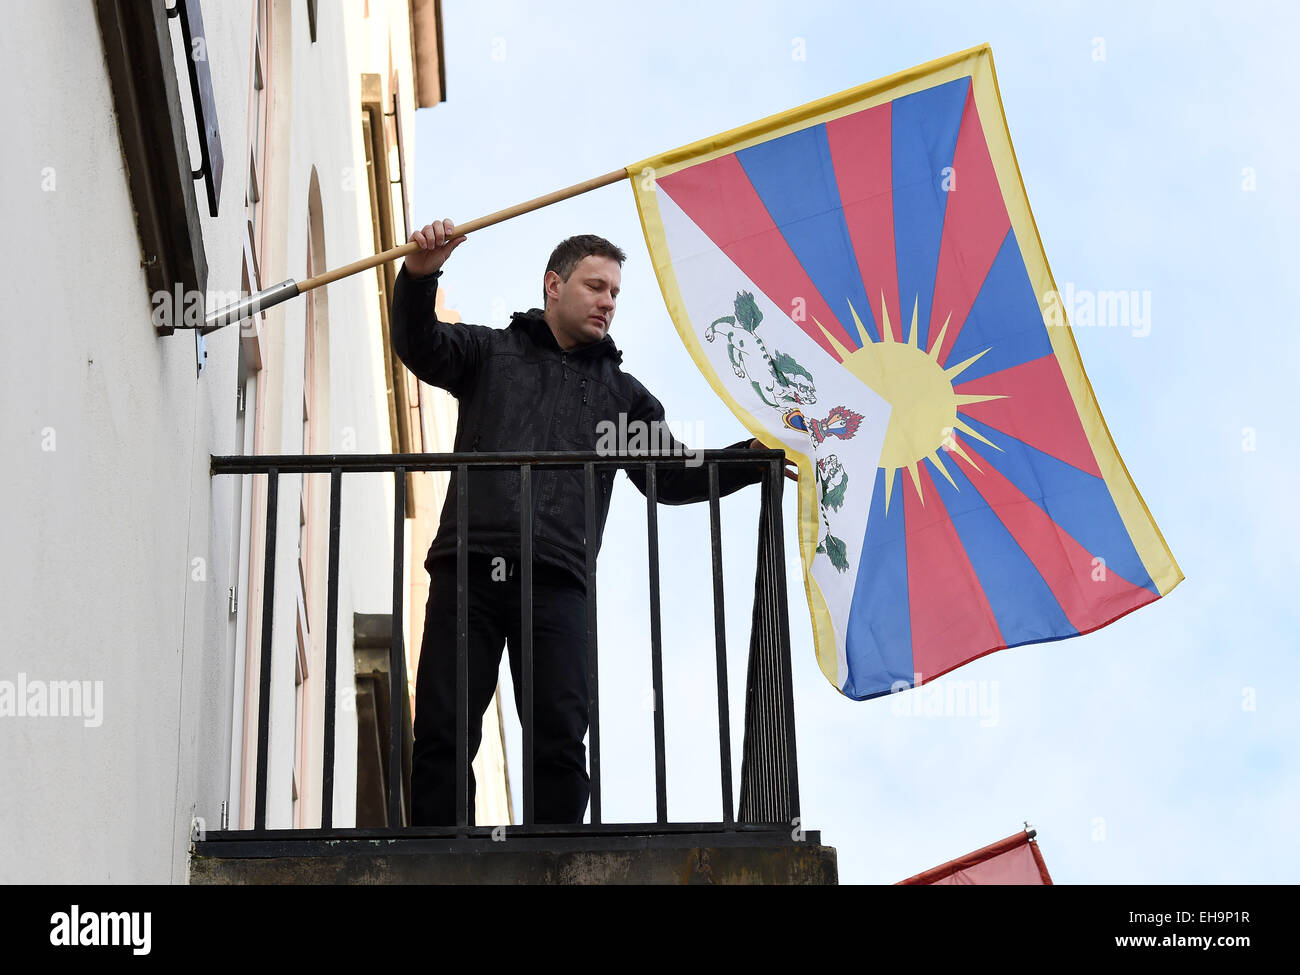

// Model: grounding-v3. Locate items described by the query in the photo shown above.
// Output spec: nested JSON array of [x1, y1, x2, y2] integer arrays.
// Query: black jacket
[[389, 264, 762, 585]]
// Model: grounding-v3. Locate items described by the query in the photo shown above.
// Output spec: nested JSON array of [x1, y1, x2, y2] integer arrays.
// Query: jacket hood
[[509, 308, 623, 363]]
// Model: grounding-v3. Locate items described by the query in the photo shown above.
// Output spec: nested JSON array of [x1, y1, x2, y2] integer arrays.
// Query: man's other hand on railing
[[749, 439, 798, 482]]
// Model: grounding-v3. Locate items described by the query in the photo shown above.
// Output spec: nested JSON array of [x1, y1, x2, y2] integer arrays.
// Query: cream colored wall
[[353, 1, 515, 828]]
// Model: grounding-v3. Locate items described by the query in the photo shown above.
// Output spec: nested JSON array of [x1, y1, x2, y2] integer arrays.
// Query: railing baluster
[[320, 468, 342, 828], [520, 464, 534, 826], [645, 463, 667, 825], [584, 462, 601, 826], [388, 468, 406, 829], [767, 526, 781, 821], [739, 462, 773, 824], [762, 461, 781, 821], [707, 462, 734, 827], [253, 469, 279, 833], [757, 477, 775, 823], [769, 458, 801, 824], [456, 465, 469, 831], [737, 459, 801, 826]]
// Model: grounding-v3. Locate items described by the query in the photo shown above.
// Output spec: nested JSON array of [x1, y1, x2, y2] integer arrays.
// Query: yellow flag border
[[627, 43, 1183, 694]]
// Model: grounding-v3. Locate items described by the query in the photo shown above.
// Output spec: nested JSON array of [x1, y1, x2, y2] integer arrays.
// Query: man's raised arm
[[390, 218, 488, 398]]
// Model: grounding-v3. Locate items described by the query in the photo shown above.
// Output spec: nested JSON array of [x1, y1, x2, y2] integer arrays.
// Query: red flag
[[897, 829, 1052, 885]]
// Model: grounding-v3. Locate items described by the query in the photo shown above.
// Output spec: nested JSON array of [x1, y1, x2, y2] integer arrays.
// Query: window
[[241, 0, 272, 367], [94, 0, 208, 333], [292, 248, 320, 828], [231, 0, 275, 829], [362, 72, 420, 518]]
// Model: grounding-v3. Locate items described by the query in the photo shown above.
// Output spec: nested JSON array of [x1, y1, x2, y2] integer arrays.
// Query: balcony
[[192, 448, 837, 884]]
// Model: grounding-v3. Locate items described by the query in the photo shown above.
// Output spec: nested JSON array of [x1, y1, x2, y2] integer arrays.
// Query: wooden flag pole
[[202, 167, 629, 332]]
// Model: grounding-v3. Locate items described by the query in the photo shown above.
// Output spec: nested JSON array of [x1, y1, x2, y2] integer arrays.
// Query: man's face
[[544, 255, 621, 350]]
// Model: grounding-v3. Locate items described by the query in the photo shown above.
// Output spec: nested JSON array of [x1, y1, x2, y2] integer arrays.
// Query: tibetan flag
[[896, 829, 1054, 885], [628, 44, 1182, 699]]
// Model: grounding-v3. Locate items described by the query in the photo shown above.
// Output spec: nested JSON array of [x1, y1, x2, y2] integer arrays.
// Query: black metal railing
[[204, 448, 799, 848]]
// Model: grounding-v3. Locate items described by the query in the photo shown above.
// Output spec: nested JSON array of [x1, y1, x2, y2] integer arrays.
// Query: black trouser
[[411, 552, 590, 826]]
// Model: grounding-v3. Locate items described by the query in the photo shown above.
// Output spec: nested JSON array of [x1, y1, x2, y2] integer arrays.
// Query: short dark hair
[[543, 234, 626, 307]]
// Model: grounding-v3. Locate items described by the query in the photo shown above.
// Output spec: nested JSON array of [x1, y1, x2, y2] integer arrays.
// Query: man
[[391, 219, 789, 827]]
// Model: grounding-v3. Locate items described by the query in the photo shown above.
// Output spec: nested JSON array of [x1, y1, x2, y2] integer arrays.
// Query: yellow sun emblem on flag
[[814, 296, 1004, 512]]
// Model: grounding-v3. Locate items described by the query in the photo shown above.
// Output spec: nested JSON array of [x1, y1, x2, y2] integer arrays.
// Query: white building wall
[[0, 0, 426, 882]]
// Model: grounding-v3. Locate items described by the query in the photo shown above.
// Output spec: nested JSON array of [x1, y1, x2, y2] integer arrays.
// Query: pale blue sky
[[413, 0, 1299, 883]]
